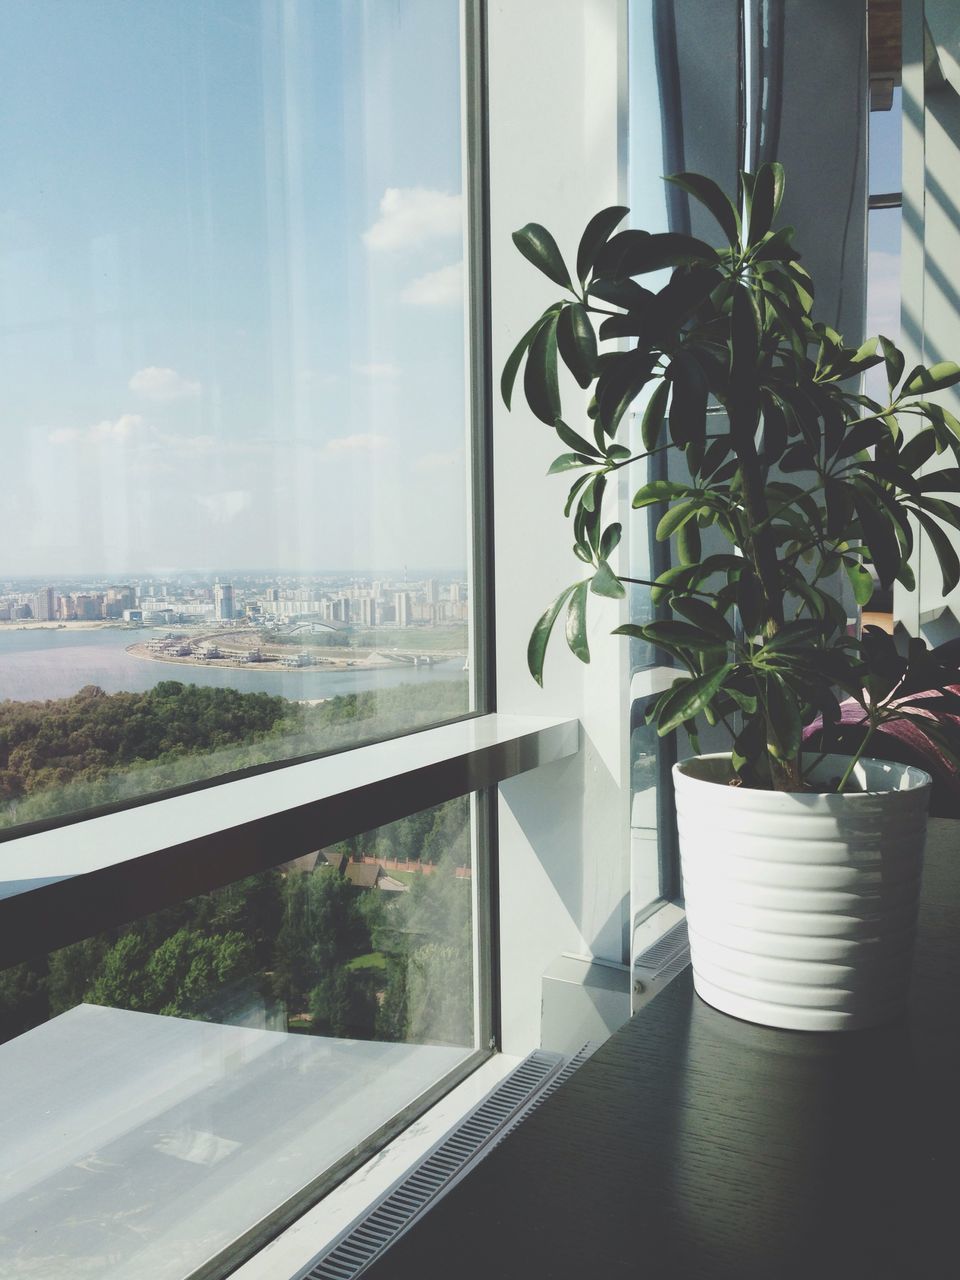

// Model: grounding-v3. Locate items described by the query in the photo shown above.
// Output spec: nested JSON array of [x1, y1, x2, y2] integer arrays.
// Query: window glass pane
[[0, 0, 472, 832], [865, 205, 902, 401], [627, 0, 741, 914], [869, 86, 902, 194], [0, 795, 477, 1277]]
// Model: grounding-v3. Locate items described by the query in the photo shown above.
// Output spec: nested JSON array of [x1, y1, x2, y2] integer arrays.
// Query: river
[[0, 628, 466, 703]]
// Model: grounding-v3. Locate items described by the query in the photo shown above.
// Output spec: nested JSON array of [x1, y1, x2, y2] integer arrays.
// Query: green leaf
[[632, 479, 694, 509], [899, 429, 938, 473], [676, 517, 701, 566], [844, 559, 875, 606], [749, 225, 798, 262], [668, 349, 708, 452], [557, 302, 598, 389], [656, 500, 699, 541], [565, 581, 591, 662], [501, 310, 556, 410], [879, 336, 904, 397], [903, 361, 960, 396], [527, 583, 577, 685], [656, 665, 733, 735], [736, 570, 764, 633], [576, 205, 630, 286], [523, 313, 561, 425], [595, 230, 717, 277], [642, 620, 727, 651], [854, 488, 902, 588], [764, 672, 801, 760], [673, 597, 736, 643], [590, 559, 626, 598], [847, 337, 884, 370], [564, 472, 591, 517], [547, 453, 594, 475], [600, 522, 622, 558], [835, 420, 886, 460], [581, 472, 606, 513], [914, 509, 960, 595], [554, 418, 602, 458], [640, 380, 670, 452], [747, 162, 784, 245], [665, 172, 740, 245], [756, 620, 824, 655], [726, 687, 758, 715], [512, 222, 573, 291], [597, 354, 657, 436], [917, 467, 960, 492]]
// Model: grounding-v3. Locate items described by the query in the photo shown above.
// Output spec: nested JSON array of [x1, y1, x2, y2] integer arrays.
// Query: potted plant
[[503, 164, 960, 1030]]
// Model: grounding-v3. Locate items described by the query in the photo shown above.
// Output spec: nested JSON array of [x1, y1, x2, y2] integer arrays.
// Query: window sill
[[0, 712, 580, 968]]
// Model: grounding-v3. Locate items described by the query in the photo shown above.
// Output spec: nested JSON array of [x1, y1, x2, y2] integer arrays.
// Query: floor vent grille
[[298, 1048, 583, 1280], [635, 917, 689, 981]]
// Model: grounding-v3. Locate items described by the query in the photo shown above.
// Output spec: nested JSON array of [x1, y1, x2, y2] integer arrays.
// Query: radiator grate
[[299, 1049, 573, 1280], [634, 917, 689, 979]]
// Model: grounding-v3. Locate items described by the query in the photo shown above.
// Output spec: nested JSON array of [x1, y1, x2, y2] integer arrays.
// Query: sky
[[0, 0, 468, 578], [866, 88, 903, 348], [1, 5, 906, 580]]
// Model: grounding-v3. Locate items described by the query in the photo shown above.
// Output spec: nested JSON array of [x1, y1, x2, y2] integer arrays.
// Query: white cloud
[[48, 427, 82, 445], [89, 413, 143, 442], [129, 366, 202, 401], [49, 414, 143, 446], [196, 490, 251, 523], [414, 449, 463, 472], [352, 362, 401, 379], [363, 187, 462, 252], [326, 433, 391, 455], [401, 261, 464, 307]]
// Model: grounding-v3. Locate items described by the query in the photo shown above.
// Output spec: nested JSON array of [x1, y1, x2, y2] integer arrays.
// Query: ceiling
[[869, 0, 902, 110]]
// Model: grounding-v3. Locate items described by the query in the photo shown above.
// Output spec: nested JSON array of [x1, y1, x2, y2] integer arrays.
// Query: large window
[[0, 794, 481, 1279], [0, 0, 476, 832], [0, 3, 510, 1276]]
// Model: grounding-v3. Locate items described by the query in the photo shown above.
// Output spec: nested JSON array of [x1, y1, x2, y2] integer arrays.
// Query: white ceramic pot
[[673, 753, 932, 1031]]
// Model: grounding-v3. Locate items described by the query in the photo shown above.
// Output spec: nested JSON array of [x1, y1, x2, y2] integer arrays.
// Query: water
[[0, 628, 465, 703]]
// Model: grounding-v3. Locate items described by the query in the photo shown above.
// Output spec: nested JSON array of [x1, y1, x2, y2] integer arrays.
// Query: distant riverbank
[[0, 620, 121, 632], [125, 640, 400, 675], [0, 626, 467, 702]]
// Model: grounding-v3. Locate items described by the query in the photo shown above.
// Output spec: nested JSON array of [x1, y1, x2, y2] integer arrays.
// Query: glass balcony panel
[[0, 795, 477, 1279]]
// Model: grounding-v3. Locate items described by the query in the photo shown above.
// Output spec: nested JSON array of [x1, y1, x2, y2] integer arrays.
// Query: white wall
[[488, 0, 631, 1055]]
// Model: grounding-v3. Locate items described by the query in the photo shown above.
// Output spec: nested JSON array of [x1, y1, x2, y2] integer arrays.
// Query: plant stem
[[836, 720, 877, 794], [729, 400, 800, 791]]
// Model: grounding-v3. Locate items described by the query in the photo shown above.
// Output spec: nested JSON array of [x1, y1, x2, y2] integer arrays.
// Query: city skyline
[[0, 567, 469, 630]]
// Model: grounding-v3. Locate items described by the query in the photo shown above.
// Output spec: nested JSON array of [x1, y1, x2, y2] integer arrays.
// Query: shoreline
[[125, 642, 395, 675], [126, 637, 465, 675]]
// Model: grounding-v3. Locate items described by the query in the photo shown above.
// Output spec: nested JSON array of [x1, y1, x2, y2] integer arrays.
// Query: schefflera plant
[[503, 163, 960, 792]]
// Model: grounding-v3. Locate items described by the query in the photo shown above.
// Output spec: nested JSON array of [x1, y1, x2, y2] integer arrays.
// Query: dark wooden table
[[365, 819, 960, 1280]]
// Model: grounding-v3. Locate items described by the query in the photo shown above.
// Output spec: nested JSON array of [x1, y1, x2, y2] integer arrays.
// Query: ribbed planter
[[673, 753, 932, 1031]]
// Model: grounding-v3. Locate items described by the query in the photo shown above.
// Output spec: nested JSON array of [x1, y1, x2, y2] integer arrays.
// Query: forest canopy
[[0, 677, 468, 828]]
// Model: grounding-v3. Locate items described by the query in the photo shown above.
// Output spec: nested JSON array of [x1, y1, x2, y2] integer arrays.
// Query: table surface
[[365, 819, 960, 1280]]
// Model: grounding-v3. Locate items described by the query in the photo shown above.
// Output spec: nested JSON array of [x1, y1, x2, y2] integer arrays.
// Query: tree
[[309, 967, 378, 1039]]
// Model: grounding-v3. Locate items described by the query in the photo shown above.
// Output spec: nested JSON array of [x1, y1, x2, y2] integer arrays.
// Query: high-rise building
[[396, 590, 411, 627], [31, 587, 55, 621], [214, 582, 235, 621]]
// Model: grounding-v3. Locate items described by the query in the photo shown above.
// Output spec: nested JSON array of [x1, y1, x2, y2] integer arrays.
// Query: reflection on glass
[[0, 796, 475, 1277], [0, 0, 471, 832]]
